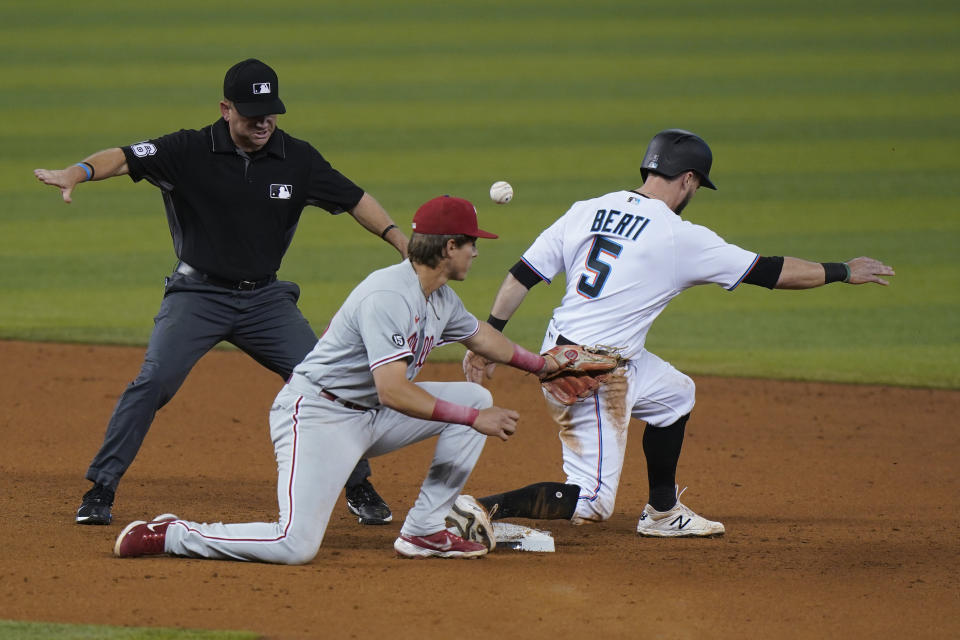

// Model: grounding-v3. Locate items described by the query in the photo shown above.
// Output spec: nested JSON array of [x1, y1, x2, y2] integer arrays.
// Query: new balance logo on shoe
[[636, 488, 725, 538]]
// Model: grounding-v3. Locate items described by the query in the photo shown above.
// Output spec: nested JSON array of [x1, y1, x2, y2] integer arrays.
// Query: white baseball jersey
[[521, 190, 758, 360], [519, 189, 758, 524]]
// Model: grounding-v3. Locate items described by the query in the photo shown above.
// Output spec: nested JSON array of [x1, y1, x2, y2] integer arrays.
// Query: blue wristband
[[74, 162, 93, 182]]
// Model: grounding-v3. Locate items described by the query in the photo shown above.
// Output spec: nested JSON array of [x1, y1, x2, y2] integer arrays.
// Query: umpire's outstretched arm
[[34, 147, 128, 204]]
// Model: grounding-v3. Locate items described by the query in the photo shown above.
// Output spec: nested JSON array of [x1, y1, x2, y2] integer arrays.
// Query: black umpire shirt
[[122, 118, 365, 282]]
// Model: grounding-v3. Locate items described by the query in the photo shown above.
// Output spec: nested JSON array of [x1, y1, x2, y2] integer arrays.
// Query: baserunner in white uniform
[[461, 129, 895, 539], [113, 195, 564, 562]]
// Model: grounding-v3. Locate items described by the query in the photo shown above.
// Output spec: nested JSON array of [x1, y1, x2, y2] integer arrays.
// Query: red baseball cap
[[412, 196, 498, 239]]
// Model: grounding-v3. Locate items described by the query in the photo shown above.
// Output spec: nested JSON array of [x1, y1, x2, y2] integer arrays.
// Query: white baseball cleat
[[444, 495, 497, 552], [636, 487, 725, 538]]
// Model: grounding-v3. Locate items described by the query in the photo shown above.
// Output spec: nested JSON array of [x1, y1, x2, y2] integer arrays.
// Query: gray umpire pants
[[85, 269, 372, 491]]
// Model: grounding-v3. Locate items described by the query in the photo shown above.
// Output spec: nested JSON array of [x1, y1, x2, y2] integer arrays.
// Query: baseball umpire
[[34, 58, 404, 527], [112, 195, 568, 562], [458, 129, 895, 540]]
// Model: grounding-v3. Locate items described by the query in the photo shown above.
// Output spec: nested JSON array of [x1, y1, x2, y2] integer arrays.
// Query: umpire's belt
[[176, 261, 276, 291]]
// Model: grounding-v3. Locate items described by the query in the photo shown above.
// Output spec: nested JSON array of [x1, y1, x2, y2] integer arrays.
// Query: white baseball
[[489, 180, 513, 204]]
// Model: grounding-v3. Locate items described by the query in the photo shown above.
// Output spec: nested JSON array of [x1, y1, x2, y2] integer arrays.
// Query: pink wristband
[[509, 344, 546, 374], [431, 399, 480, 426]]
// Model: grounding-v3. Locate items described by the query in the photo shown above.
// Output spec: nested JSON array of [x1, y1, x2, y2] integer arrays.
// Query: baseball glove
[[540, 345, 624, 405]]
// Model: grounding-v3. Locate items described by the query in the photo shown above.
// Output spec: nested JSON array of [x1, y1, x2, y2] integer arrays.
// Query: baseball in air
[[489, 180, 513, 204]]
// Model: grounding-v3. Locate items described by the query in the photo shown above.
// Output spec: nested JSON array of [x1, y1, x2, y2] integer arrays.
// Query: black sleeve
[[742, 256, 784, 289], [305, 147, 365, 214], [508, 260, 545, 290], [121, 129, 193, 186]]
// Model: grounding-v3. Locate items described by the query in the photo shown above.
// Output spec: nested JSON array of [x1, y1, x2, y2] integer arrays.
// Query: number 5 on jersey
[[577, 236, 623, 299]]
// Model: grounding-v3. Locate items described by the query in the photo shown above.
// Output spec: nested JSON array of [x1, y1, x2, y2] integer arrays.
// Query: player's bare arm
[[488, 272, 532, 324], [349, 192, 409, 258], [462, 322, 560, 379], [34, 147, 129, 204], [463, 272, 536, 382], [462, 320, 563, 384], [372, 359, 518, 441], [775, 256, 895, 289]]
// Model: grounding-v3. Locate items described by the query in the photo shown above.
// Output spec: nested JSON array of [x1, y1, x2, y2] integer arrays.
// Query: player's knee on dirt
[[271, 534, 322, 565], [572, 501, 615, 524], [571, 486, 618, 524]]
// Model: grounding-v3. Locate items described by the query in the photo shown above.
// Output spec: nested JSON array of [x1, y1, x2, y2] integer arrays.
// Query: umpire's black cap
[[641, 129, 717, 190], [223, 59, 286, 117]]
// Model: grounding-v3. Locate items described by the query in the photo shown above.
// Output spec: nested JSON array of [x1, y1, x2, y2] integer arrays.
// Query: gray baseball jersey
[[294, 259, 480, 407]]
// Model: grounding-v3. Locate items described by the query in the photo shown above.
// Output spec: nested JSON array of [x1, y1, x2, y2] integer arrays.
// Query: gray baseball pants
[[164, 378, 492, 563]]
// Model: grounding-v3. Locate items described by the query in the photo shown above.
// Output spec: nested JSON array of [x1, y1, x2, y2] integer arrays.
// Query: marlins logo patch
[[391, 333, 405, 347], [130, 142, 157, 158], [270, 184, 292, 199]]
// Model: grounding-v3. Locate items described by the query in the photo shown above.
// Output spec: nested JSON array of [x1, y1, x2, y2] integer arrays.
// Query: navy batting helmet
[[640, 129, 717, 190]]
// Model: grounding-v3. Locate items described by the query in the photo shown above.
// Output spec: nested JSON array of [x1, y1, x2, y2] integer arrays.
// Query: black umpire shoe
[[345, 479, 393, 525], [76, 483, 114, 525]]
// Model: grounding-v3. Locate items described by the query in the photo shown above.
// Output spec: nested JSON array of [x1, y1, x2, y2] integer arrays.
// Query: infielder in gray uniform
[[113, 195, 565, 562]]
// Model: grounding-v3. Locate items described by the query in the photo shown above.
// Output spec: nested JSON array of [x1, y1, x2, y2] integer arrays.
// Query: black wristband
[[379, 224, 398, 240], [487, 315, 508, 332], [822, 262, 851, 284]]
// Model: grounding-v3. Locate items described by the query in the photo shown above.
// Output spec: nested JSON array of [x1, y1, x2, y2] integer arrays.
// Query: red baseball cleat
[[113, 513, 179, 558], [393, 530, 487, 559]]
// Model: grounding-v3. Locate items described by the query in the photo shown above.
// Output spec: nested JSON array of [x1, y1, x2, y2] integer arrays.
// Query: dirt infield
[[0, 340, 957, 639]]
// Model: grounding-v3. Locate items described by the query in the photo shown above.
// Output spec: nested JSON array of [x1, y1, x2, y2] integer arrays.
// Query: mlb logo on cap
[[223, 58, 286, 117]]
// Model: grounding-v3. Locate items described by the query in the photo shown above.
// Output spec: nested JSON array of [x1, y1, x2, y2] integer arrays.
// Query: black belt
[[175, 262, 276, 291], [320, 389, 372, 412], [556, 333, 576, 346]]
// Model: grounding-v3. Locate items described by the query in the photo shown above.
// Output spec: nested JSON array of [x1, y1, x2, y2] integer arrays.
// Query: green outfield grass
[[0, 620, 257, 639], [1, 0, 957, 393]]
